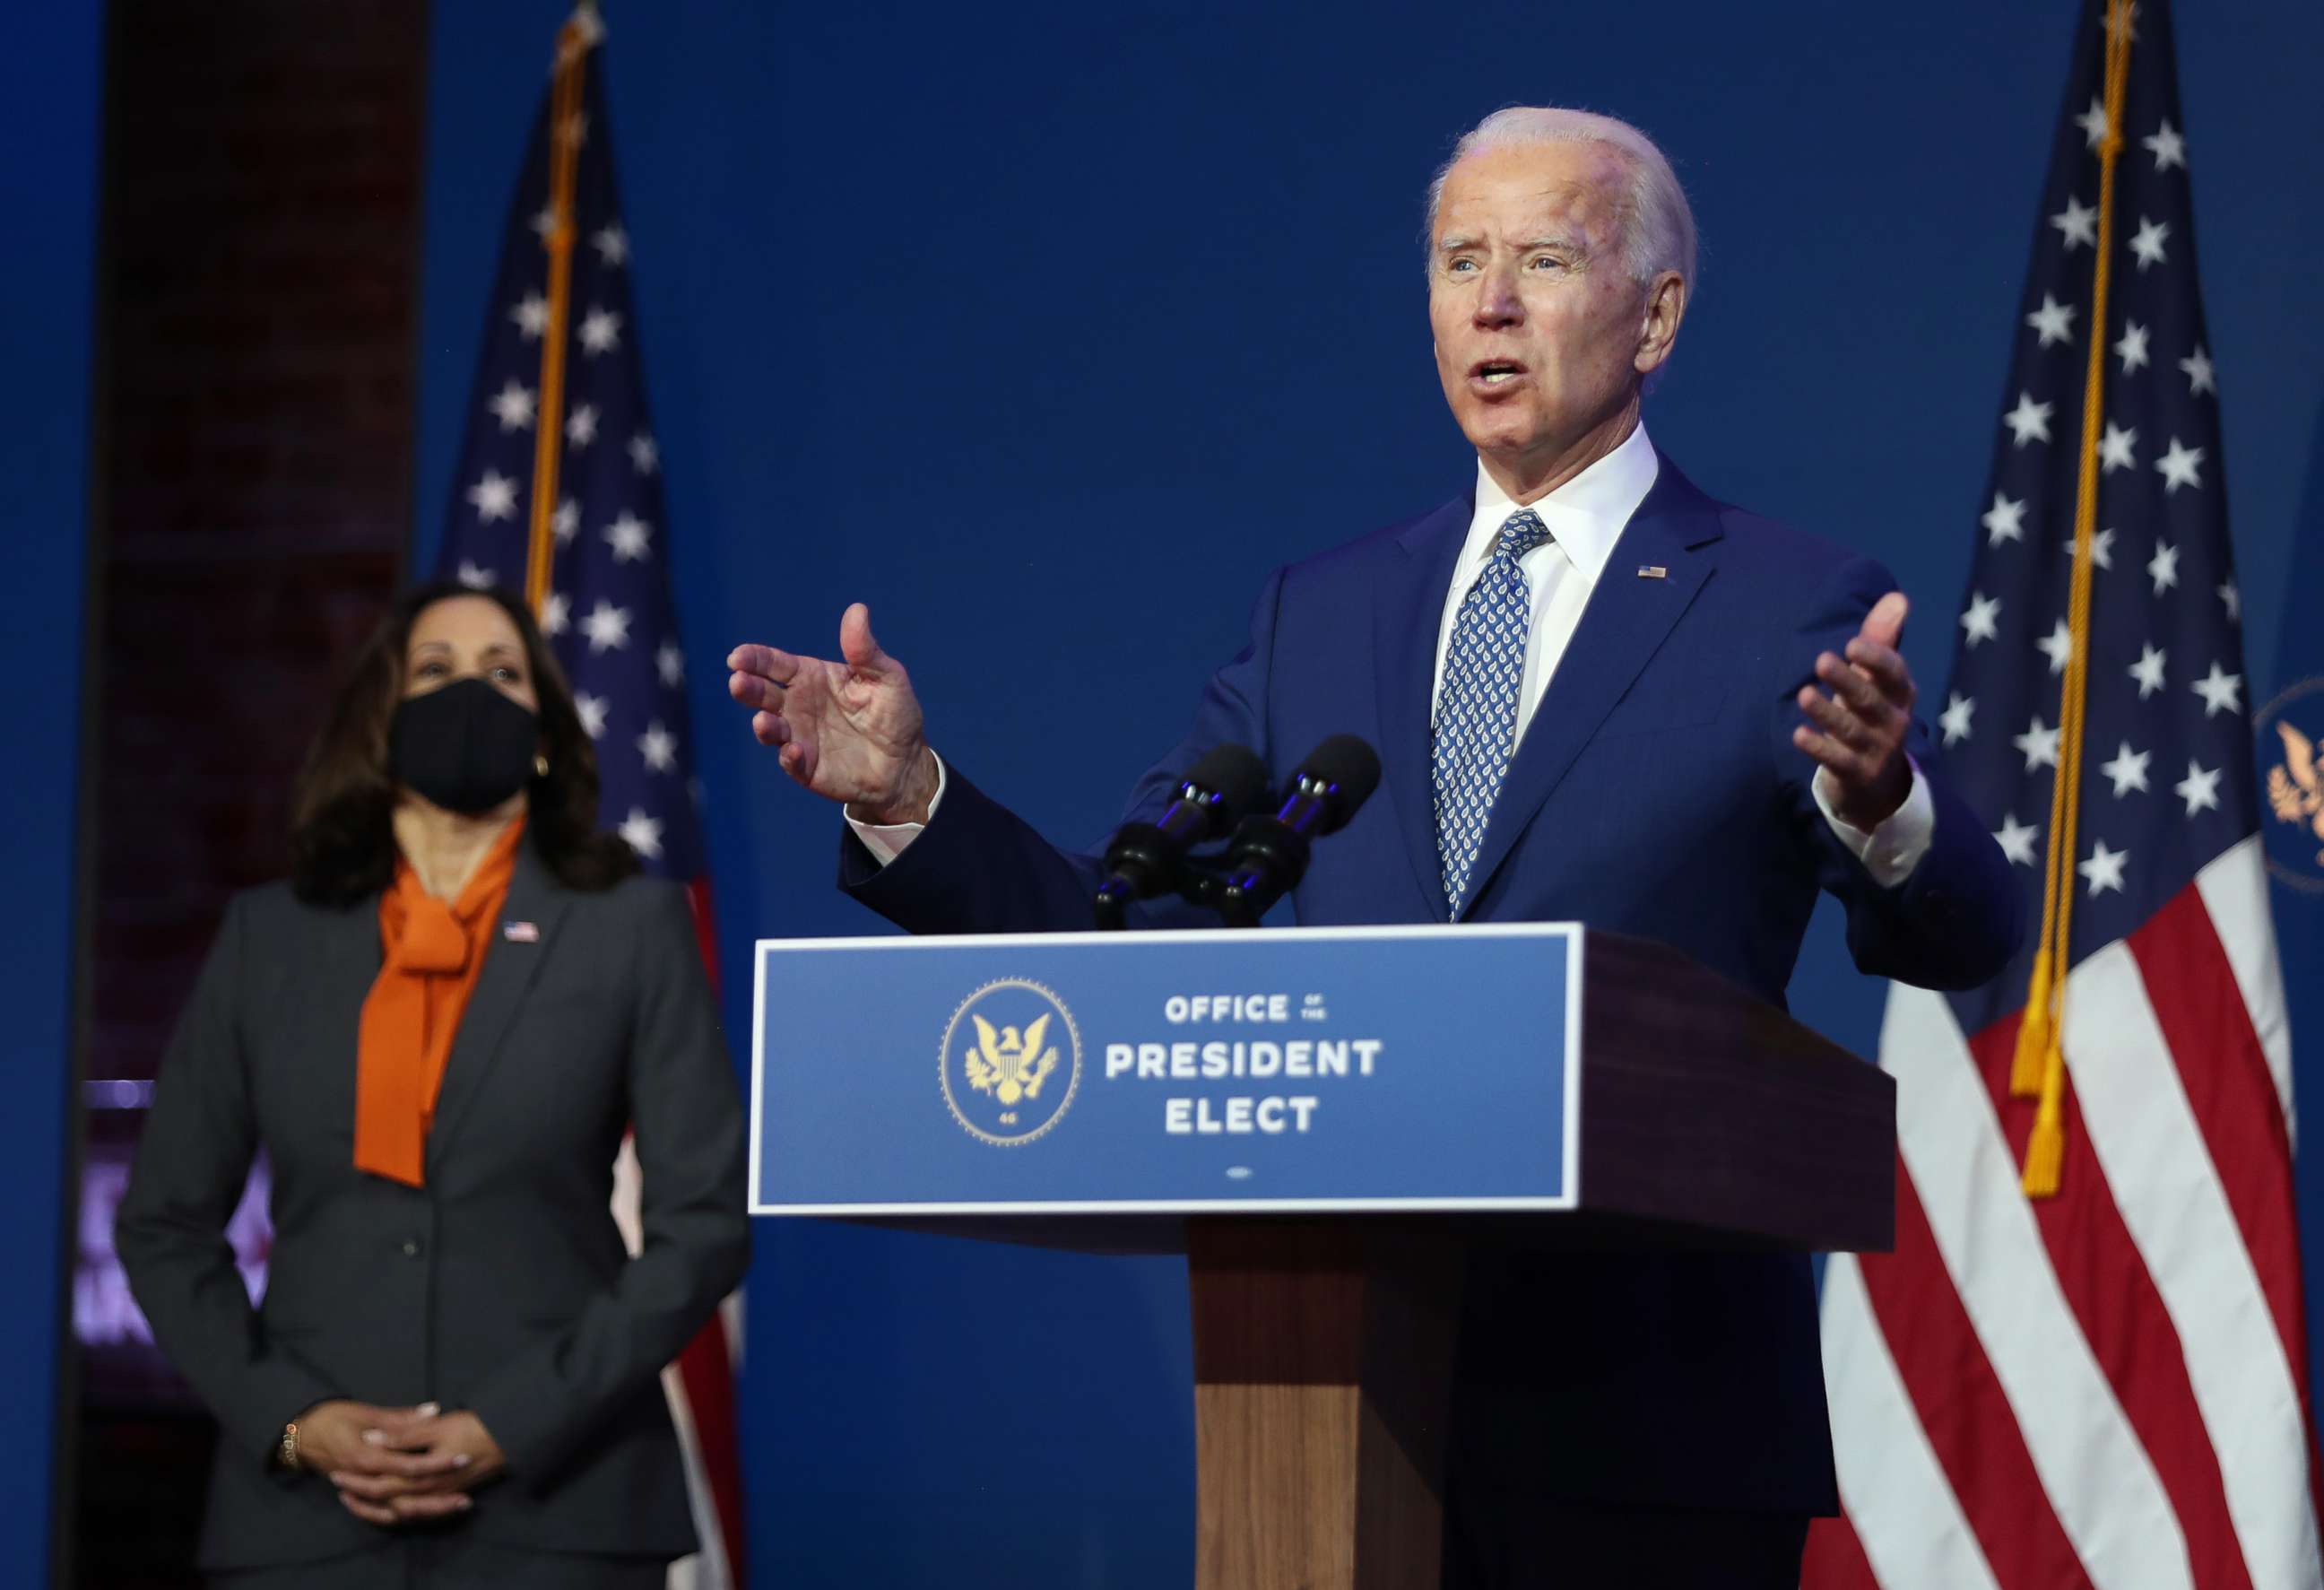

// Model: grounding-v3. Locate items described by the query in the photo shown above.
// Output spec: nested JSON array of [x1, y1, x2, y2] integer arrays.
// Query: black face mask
[[389, 677, 541, 815]]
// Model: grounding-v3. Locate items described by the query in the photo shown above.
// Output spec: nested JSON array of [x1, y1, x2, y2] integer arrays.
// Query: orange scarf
[[353, 818, 526, 1186]]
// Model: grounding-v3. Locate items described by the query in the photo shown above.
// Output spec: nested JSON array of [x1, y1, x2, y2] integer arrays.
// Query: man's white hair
[[1425, 107, 1697, 291]]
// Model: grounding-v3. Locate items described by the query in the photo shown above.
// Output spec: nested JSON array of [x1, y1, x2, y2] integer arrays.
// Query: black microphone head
[[1183, 743, 1270, 830], [1295, 734, 1383, 831]]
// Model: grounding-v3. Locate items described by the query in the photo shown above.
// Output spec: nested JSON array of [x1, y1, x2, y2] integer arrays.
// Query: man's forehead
[[1435, 144, 1628, 239]]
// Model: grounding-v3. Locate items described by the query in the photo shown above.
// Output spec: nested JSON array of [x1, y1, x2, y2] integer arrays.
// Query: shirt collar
[[1463, 420, 1661, 587]]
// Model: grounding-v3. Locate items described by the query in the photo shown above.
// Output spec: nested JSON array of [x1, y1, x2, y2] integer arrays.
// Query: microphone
[[1094, 743, 1270, 927], [1213, 735, 1383, 926]]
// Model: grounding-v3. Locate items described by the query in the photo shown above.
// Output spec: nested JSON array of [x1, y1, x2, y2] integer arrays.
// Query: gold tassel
[[2022, 1053, 2066, 1199], [2010, 948, 2053, 1098]]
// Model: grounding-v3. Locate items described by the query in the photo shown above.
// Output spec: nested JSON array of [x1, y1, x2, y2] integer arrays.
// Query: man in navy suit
[[729, 107, 2020, 1587]]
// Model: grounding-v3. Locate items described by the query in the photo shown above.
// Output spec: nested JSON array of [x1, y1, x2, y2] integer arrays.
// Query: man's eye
[[1447, 258, 1476, 274], [1529, 256, 1565, 270]]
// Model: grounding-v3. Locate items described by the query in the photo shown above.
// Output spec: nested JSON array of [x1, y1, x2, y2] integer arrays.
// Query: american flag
[[1804, 4, 2320, 1586], [433, 13, 744, 1587]]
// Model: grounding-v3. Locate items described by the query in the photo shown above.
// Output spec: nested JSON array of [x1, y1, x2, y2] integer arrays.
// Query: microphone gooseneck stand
[[1093, 735, 1383, 931]]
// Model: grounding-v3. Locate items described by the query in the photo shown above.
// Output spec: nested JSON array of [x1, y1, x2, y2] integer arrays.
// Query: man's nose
[[1473, 267, 1523, 327]]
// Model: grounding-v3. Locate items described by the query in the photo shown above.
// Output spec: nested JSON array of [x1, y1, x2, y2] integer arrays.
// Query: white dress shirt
[[1432, 419, 1659, 741], [851, 421, 1932, 884]]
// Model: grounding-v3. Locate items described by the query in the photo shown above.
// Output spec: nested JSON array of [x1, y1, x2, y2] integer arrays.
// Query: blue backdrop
[[410, 4, 2324, 1584], [0, 4, 104, 1582]]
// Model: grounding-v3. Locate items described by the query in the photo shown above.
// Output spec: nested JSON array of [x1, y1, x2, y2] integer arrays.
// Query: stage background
[[398, 3, 2324, 1586], [0, 3, 105, 1582]]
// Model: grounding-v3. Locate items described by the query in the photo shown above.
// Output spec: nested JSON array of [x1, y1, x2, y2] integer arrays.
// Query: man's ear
[[1635, 271, 1687, 376]]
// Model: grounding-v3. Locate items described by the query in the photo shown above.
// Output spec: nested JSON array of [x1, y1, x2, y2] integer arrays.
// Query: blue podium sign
[[749, 924, 1583, 1215]]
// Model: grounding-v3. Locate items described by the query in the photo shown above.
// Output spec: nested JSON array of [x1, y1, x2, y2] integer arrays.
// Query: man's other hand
[[1794, 592, 1916, 830], [728, 603, 940, 824]]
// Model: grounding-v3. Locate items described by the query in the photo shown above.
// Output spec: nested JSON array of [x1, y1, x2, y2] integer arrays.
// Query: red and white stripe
[[1810, 838, 2320, 1590], [613, 1134, 749, 1590]]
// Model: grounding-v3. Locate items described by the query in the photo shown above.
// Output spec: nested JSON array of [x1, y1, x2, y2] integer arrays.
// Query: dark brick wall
[[87, 1, 427, 1093], [77, 4, 429, 1583]]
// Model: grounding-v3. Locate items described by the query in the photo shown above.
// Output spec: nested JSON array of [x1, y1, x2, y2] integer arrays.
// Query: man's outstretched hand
[[1793, 591, 1917, 830], [728, 603, 940, 824]]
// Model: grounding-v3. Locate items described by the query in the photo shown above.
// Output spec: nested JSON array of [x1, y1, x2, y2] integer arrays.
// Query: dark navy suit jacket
[[844, 454, 2023, 1513]]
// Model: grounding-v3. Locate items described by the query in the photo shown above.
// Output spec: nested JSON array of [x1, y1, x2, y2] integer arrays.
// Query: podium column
[[1187, 1219, 1461, 1590]]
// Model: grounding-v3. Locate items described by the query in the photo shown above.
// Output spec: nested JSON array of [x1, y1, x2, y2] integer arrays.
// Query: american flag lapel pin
[[503, 921, 540, 943], [1637, 564, 1668, 579]]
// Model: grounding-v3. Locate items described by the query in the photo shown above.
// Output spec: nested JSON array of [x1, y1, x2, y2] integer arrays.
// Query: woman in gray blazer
[[117, 582, 750, 1588]]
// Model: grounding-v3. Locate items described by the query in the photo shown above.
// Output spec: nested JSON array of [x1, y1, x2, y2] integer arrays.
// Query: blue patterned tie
[[1432, 508, 1554, 916]]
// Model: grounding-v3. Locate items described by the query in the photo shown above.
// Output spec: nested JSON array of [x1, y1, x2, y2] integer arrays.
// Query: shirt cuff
[[1814, 755, 1933, 888], [843, 752, 947, 866]]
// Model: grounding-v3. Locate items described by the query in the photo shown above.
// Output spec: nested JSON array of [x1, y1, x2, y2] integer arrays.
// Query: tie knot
[[1496, 508, 1551, 561], [393, 895, 472, 975]]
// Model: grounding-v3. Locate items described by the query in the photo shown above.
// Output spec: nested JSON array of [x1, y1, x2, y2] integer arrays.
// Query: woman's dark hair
[[290, 580, 640, 906]]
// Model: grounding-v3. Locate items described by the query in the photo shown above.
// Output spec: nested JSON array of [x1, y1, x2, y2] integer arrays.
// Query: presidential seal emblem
[[940, 979, 1080, 1145], [2259, 677, 2324, 894]]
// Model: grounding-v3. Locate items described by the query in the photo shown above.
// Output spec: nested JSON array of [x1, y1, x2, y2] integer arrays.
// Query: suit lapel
[[1373, 495, 1472, 921], [1454, 457, 1726, 919], [425, 840, 569, 1174]]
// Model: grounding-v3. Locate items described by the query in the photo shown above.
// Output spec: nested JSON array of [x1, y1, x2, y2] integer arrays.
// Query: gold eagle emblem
[[2268, 719, 2324, 867], [965, 1012, 1059, 1107]]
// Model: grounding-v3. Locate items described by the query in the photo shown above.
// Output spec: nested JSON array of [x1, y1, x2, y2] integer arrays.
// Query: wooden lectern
[[750, 925, 1895, 1589], [1175, 931, 1892, 1589]]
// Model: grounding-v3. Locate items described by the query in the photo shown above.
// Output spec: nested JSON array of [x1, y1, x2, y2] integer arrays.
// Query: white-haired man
[[730, 108, 2022, 1586]]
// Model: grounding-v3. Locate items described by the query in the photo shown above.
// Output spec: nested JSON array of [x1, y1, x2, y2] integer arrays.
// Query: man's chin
[[1457, 415, 1547, 464]]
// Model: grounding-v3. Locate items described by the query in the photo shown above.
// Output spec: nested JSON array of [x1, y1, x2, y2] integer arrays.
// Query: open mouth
[[1469, 359, 1528, 388]]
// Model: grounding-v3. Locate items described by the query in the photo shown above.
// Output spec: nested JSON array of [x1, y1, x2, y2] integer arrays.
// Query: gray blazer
[[116, 840, 750, 1573]]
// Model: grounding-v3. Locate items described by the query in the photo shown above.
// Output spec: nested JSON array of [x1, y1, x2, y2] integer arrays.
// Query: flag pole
[[2014, 0, 2136, 1197], [522, 13, 594, 618]]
